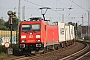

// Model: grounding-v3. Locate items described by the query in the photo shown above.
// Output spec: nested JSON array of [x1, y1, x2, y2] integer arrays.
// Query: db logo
[[29, 35, 33, 38]]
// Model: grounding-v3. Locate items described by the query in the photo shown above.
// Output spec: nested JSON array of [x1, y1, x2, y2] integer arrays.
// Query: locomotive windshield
[[32, 24, 40, 30], [22, 24, 40, 31], [22, 25, 30, 31]]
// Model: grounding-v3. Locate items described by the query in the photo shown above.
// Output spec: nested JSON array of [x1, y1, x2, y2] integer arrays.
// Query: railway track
[[6, 41, 90, 60], [8, 42, 76, 60], [60, 41, 90, 60], [76, 41, 90, 60]]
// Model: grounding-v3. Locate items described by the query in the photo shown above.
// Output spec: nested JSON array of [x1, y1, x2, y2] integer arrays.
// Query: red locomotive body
[[46, 25, 58, 45], [19, 17, 59, 54]]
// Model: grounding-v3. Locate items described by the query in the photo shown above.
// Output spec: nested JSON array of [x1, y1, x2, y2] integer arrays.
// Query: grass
[[0, 52, 7, 58]]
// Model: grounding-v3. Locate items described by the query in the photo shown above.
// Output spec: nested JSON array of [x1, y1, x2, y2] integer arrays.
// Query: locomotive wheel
[[44, 47, 47, 53], [54, 45, 58, 50], [25, 54, 30, 57], [61, 43, 64, 48]]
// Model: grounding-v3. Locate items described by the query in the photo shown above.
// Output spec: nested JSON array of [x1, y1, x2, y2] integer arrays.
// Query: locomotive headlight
[[22, 40, 26, 43], [21, 35, 26, 38], [36, 40, 40, 42], [36, 35, 40, 38]]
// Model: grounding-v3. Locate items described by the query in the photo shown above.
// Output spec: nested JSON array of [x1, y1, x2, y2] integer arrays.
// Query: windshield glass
[[32, 24, 40, 30], [22, 24, 40, 31], [22, 25, 31, 31]]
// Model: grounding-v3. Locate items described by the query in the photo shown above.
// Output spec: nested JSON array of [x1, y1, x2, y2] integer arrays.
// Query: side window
[[45, 25, 46, 31]]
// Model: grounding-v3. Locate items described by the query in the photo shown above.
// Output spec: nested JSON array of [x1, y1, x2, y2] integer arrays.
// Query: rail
[[60, 42, 90, 60]]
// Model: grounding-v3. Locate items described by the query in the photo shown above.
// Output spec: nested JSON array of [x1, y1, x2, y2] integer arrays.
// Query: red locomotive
[[19, 17, 75, 54], [19, 17, 59, 54]]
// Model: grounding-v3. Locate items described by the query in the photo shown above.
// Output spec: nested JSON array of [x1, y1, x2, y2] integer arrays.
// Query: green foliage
[[12, 18, 19, 31], [68, 22, 75, 26], [0, 45, 22, 56], [0, 19, 5, 26], [68, 22, 81, 37], [84, 35, 90, 40], [0, 45, 7, 58], [13, 45, 22, 56], [0, 26, 9, 30], [4, 21, 9, 29], [0, 45, 2, 53], [77, 26, 81, 37], [0, 11, 19, 31], [0, 18, 9, 30], [0, 45, 6, 53], [0, 52, 7, 58], [78, 37, 83, 39], [2, 18, 20, 31]]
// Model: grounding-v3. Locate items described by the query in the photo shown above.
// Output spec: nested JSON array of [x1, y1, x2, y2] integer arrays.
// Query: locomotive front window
[[22, 24, 40, 31], [32, 24, 40, 30], [22, 25, 31, 31]]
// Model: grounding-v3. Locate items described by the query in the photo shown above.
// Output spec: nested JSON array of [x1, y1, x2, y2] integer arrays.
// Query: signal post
[[7, 11, 16, 54]]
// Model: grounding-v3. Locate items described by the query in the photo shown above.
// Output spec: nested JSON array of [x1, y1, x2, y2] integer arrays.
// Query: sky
[[0, 0, 90, 25]]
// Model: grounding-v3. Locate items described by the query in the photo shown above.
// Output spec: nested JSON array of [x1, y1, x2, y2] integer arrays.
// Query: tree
[[6, 11, 20, 31], [12, 18, 20, 31], [4, 18, 20, 31], [4, 21, 9, 29], [0, 18, 9, 30], [0, 26, 8, 30], [77, 25, 81, 37], [68, 22, 82, 37], [68, 22, 75, 26], [0, 18, 5, 26]]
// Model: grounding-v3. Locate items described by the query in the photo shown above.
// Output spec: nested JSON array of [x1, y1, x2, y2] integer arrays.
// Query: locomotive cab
[[19, 17, 44, 54]]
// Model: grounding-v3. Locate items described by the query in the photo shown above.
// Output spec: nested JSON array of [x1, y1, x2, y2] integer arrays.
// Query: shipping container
[[69, 25, 73, 40], [72, 26, 75, 39], [65, 24, 70, 41], [57, 22, 65, 42]]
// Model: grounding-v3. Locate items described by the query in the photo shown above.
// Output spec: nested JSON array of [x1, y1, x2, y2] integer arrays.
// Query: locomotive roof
[[29, 17, 43, 20]]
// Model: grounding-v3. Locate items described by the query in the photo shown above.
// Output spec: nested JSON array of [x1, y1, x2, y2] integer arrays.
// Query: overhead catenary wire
[[24, 0, 42, 7], [56, 0, 67, 9], [24, 0, 61, 16], [24, 0, 88, 22], [69, 0, 87, 11]]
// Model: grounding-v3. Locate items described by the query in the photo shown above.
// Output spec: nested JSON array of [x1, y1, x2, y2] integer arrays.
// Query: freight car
[[19, 17, 75, 54]]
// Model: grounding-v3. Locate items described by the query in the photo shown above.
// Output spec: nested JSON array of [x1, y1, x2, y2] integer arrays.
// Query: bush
[[12, 44, 22, 56], [0, 44, 22, 56], [0, 45, 7, 58], [84, 35, 90, 40], [0, 45, 2, 53], [0, 45, 6, 53]]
